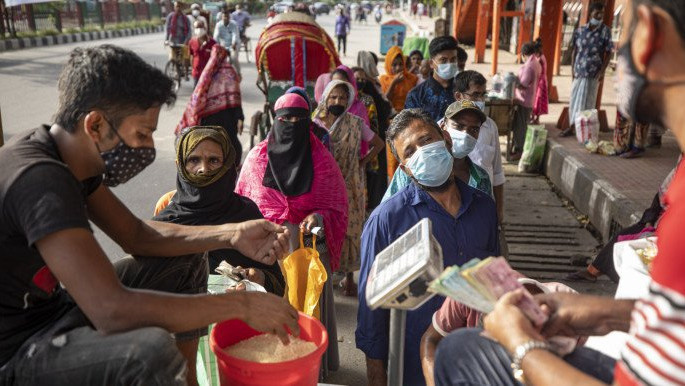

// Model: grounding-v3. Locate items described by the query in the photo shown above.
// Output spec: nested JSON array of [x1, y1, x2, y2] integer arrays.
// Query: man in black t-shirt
[[0, 45, 299, 386]]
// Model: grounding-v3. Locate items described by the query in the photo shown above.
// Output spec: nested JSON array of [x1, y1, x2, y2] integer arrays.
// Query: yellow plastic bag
[[282, 233, 327, 320]]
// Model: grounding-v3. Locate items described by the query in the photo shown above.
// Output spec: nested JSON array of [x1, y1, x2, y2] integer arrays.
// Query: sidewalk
[[393, 8, 679, 242], [396, 8, 436, 38], [462, 48, 679, 242], [0, 25, 164, 53]]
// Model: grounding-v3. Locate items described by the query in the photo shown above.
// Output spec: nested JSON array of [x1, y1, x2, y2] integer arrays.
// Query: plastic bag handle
[[298, 231, 317, 250]]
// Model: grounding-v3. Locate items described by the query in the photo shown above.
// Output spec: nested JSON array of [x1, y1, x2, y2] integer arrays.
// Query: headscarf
[[313, 80, 357, 131], [156, 126, 241, 223], [175, 126, 234, 188], [379, 45, 418, 112], [262, 94, 314, 196], [286, 86, 332, 151], [235, 129, 349, 271], [314, 73, 332, 105], [334, 65, 371, 130], [175, 46, 242, 135], [357, 50, 379, 78], [286, 86, 313, 110], [153, 126, 285, 293]]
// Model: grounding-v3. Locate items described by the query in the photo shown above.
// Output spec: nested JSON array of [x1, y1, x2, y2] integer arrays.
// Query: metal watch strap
[[511, 340, 550, 382]]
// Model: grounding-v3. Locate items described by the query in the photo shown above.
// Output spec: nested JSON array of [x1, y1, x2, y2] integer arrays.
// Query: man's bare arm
[[35, 228, 299, 340], [87, 185, 288, 264], [420, 325, 443, 386], [366, 357, 387, 386], [494, 184, 504, 223]]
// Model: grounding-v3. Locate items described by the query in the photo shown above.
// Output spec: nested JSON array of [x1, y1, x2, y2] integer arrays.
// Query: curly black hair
[[386, 108, 442, 161], [429, 36, 459, 58], [54, 45, 176, 131]]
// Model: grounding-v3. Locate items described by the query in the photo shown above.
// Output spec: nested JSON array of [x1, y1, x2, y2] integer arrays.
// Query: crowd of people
[[2, 1, 685, 386]]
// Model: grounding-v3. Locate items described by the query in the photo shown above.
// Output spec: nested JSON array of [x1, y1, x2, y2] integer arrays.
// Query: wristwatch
[[511, 340, 550, 383]]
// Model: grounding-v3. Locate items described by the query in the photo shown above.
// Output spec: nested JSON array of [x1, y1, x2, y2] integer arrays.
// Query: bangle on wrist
[[511, 340, 550, 383]]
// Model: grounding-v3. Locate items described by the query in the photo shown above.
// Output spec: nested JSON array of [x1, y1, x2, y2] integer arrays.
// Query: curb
[[0, 25, 164, 53], [543, 138, 642, 242], [397, 12, 434, 38]]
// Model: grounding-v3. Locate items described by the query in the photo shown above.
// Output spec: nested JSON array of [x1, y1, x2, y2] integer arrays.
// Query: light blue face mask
[[405, 140, 454, 187], [446, 128, 478, 159], [434, 62, 458, 80], [589, 18, 601, 26], [473, 101, 486, 111]]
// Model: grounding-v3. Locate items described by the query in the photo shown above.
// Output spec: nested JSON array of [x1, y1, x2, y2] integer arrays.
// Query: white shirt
[[470, 117, 506, 186]]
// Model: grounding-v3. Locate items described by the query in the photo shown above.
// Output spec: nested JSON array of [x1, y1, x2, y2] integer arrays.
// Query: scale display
[[366, 218, 443, 310]]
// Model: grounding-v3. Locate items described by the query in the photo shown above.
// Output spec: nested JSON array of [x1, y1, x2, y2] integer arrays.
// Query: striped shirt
[[616, 161, 685, 386]]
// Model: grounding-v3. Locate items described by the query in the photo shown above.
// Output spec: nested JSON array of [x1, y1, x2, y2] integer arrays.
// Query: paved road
[[0, 14, 612, 385], [0, 13, 383, 259], [0, 13, 381, 385]]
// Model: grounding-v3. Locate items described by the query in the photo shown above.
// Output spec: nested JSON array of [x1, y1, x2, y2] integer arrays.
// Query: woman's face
[[326, 85, 349, 108], [185, 139, 224, 175], [354, 70, 367, 87], [391, 56, 404, 75], [410, 54, 422, 68]]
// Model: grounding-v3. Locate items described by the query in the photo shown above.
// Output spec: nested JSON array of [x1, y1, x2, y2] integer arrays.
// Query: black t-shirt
[[0, 126, 102, 365]]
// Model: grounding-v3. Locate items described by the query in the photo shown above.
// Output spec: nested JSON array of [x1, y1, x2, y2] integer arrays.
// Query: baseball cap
[[444, 99, 486, 124]]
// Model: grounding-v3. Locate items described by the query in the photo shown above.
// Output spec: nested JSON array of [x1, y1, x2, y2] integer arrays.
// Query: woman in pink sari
[[176, 45, 244, 165], [235, 93, 348, 377], [532, 38, 549, 124]]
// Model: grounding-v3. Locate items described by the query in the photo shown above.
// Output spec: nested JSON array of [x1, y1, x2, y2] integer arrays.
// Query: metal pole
[[0, 104, 5, 147], [387, 309, 406, 386]]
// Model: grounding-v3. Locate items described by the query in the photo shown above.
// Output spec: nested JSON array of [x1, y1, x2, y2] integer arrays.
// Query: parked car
[[313, 2, 330, 14]]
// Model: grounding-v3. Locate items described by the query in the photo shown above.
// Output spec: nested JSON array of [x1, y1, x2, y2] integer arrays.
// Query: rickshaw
[[249, 12, 341, 147]]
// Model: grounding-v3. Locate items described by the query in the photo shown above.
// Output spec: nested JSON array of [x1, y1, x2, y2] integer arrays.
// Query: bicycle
[[164, 42, 187, 92], [239, 24, 251, 63], [240, 33, 252, 63]]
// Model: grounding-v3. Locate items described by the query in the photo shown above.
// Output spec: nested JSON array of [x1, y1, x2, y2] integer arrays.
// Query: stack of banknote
[[429, 257, 548, 326]]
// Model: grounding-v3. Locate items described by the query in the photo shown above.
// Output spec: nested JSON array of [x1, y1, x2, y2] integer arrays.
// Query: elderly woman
[[235, 93, 348, 377], [151, 125, 285, 386], [153, 126, 285, 294], [314, 80, 384, 297]]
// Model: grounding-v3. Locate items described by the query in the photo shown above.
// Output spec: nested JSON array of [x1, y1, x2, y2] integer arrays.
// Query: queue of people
[[4, 1, 685, 386]]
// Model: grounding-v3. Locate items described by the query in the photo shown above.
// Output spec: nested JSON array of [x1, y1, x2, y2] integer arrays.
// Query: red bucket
[[210, 312, 328, 386]]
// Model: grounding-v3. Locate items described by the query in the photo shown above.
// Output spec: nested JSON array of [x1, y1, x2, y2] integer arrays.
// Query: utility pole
[[0, 104, 5, 147]]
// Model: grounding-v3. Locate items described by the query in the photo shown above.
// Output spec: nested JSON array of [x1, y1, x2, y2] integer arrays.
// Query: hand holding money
[[483, 289, 547, 354]]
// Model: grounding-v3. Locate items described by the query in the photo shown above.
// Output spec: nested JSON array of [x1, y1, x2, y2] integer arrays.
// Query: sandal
[[564, 270, 598, 283], [339, 277, 358, 297]]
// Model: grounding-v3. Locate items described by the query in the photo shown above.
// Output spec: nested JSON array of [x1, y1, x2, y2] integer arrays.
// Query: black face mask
[[327, 104, 346, 117], [356, 80, 368, 91]]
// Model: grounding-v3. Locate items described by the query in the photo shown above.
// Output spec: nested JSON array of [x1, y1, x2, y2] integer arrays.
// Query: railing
[[1, 0, 172, 38]]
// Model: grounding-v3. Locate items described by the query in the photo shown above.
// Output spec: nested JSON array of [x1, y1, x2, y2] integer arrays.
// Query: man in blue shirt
[[356, 108, 500, 386], [404, 36, 459, 121]]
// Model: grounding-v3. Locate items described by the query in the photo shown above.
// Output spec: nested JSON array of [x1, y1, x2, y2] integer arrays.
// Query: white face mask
[[194, 28, 206, 37], [446, 128, 478, 159], [192, 9, 200, 17], [434, 62, 459, 80]]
